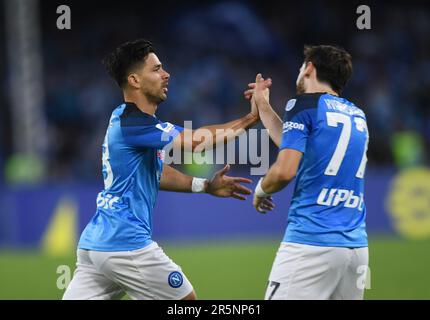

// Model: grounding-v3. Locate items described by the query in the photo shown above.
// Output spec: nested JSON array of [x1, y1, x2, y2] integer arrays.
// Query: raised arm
[[172, 113, 259, 152], [245, 74, 283, 147]]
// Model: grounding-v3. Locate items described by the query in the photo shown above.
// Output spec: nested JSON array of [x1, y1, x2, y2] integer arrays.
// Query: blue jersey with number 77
[[78, 102, 183, 251], [280, 93, 368, 248]]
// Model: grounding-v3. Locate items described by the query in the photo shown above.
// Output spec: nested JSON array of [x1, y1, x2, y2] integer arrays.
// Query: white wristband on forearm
[[255, 177, 271, 197], [192, 177, 208, 193]]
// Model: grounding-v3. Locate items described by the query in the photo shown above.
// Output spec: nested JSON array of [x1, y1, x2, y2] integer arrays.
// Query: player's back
[[280, 93, 369, 248]]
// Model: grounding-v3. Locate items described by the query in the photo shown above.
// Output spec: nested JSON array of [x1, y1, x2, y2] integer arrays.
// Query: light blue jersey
[[78, 102, 183, 251], [280, 93, 369, 248]]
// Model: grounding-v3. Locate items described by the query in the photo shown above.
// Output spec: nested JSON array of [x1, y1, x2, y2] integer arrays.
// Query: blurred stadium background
[[1, 0, 430, 299]]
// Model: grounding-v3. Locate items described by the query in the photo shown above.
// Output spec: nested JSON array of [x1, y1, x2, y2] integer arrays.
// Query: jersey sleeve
[[120, 111, 183, 149], [279, 94, 319, 153]]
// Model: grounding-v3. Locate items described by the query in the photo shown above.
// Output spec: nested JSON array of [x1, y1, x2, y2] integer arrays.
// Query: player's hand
[[253, 194, 275, 214], [206, 164, 252, 200], [244, 74, 272, 103]]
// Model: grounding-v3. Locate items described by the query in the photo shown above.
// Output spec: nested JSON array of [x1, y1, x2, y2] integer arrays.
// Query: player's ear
[[304, 62, 314, 78], [127, 73, 141, 89]]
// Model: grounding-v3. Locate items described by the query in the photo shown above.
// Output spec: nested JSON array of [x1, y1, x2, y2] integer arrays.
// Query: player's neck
[[123, 93, 158, 115], [305, 82, 338, 96]]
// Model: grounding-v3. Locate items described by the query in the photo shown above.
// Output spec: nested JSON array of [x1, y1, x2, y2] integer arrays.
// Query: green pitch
[[0, 236, 429, 299]]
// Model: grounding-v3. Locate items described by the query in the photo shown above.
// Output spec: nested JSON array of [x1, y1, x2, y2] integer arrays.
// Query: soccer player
[[246, 45, 369, 299], [63, 39, 260, 300]]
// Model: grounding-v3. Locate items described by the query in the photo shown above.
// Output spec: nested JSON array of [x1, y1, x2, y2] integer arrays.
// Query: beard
[[296, 76, 305, 95], [144, 89, 166, 105]]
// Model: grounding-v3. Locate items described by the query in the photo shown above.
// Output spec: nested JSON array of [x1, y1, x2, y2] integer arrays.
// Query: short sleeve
[[280, 110, 314, 152], [279, 94, 319, 153], [120, 107, 183, 149]]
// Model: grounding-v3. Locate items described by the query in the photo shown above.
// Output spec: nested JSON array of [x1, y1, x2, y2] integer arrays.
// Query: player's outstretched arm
[[172, 110, 259, 153], [160, 164, 253, 200], [159, 164, 194, 192], [253, 148, 302, 213], [245, 74, 283, 147]]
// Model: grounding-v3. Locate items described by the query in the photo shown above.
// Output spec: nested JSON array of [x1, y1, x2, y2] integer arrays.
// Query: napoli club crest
[[168, 271, 183, 288]]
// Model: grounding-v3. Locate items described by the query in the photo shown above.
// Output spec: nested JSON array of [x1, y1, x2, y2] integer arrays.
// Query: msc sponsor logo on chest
[[96, 193, 120, 210], [317, 188, 365, 211], [283, 121, 305, 133]]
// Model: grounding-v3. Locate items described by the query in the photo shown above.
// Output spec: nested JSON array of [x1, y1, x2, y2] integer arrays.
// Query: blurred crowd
[[1, 0, 429, 183]]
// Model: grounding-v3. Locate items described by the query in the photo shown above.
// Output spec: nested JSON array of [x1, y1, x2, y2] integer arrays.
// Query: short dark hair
[[303, 45, 353, 95], [102, 39, 155, 88]]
